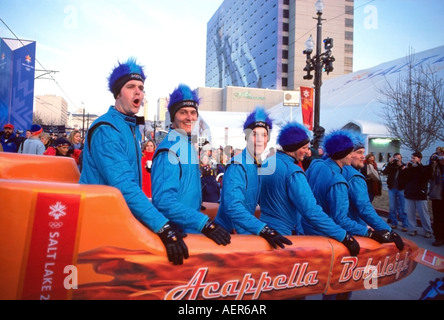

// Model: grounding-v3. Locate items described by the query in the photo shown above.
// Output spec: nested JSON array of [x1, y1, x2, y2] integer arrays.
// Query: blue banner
[[0, 38, 35, 132]]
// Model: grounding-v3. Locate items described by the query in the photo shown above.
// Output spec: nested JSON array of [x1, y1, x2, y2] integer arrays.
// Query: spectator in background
[[200, 154, 220, 203], [15, 129, 28, 151], [141, 140, 156, 198], [19, 124, 45, 155], [361, 153, 382, 202], [40, 132, 52, 151], [400, 152, 433, 238], [68, 130, 83, 150], [429, 147, 444, 247], [45, 137, 82, 160], [382, 153, 408, 231], [1, 123, 18, 153]]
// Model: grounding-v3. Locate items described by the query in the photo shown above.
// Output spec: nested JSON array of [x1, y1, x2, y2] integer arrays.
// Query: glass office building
[[206, 0, 354, 91]]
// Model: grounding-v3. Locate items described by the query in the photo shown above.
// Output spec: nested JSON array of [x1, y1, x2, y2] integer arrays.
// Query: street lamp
[[303, 0, 335, 149]]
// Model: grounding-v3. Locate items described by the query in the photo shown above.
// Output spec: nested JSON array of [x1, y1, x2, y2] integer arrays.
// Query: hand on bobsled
[[389, 231, 404, 251], [342, 233, 360, 256], [157, 222, 189, 265], [368, 229, 404, 251], [202, 220, 231, 246], [260, 225, 293, 249]]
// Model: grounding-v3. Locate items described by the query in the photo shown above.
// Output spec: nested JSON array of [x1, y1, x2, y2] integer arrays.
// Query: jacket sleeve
[[221, 164, 266, 235], [288, 172, 346, 242], [348, 176, 391, 231], [327, 182, 369, 236], [89, 125, 168, 233], [151, 151, 209, 232]]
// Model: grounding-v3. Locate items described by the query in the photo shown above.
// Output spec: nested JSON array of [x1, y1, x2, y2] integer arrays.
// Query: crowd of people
[[2, 58, 443, 274], [0, 122, 84, 168]]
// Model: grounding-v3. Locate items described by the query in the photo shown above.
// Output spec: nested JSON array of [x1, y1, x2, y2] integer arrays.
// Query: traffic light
[[324, 56, 335, 75], [324, 37, 333, 50]]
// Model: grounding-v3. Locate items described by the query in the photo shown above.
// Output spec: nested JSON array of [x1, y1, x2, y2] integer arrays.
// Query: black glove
[[342, 233, 360, 256], [368, 229, 391, 243], [369, 229, 404, 251], [259, 225, 293, 249], [201, 220, 231, 245], [157, 223, 189, 265], [389, 231, 404, 251]]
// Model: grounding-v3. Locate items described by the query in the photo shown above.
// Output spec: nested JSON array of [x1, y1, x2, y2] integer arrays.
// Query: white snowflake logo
[[49, 202, 67, 220], [303, 90, 310, 99]]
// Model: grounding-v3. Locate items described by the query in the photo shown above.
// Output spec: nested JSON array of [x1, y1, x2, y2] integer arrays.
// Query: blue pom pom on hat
[[278, 122, 311, 152], [323, 130, 355, 160], [167, 84, 200, 122], [108, 57, 146, 99], [243, 106, 273, 134]]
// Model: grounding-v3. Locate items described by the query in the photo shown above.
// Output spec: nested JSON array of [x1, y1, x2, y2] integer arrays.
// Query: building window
[[345, 18, 354, 28], [282, 78, 288, 87], [283, 36, 289, 45], [282, 50, 288, 59], [283, 9, 290, 19], [283, 22, 289, 32], [282, 64, 288, 73]]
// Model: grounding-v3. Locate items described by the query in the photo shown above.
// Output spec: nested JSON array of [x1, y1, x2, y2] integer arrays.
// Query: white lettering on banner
[[22, 193, 81, 300], [165, 252, 412, 300], [165, 263, 319, 300], [339, 252, 410, 284]]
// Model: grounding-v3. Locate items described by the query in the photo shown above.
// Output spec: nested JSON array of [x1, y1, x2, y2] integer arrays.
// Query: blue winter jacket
[[215, 148, 266, 235], [79, 106, 168, 233], [342, 165, 391, 231], [260, 152, 347, 241], [303, 158, 369, 237], [151, 129, 209, 234]]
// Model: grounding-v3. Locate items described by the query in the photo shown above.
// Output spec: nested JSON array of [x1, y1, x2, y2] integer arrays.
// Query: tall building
[[34, 95, 68, 125], [205, 0, 354, 92]]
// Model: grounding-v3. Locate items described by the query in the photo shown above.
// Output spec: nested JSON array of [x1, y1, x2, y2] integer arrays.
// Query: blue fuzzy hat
[[243, 107, 273, 135], [168, 84, 200, 122], [323, 130, 355, 160], [108, 57, 146, 99], [278, 122, 310, 152], [351, 132, 365, 151]]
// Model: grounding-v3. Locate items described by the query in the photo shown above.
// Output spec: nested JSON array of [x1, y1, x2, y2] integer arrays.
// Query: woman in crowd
[[141, 140, 156, 198]]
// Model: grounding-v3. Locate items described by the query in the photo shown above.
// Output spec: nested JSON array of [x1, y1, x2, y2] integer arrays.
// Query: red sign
[[300, 86, 314, 131], [20, 193, 81, 300]]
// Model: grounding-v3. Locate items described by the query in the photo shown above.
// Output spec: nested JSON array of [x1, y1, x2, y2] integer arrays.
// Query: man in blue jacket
[[260, 122, 360, 256], [215, 107, 292, 249], [80, 58, 189, 265], [342, 133, 404, 250], [151, 84, 230, 246], [303, 130, 371, 239]]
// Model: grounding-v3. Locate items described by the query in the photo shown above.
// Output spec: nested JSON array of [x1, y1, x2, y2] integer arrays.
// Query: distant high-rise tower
[[205, 0, 354, 91]]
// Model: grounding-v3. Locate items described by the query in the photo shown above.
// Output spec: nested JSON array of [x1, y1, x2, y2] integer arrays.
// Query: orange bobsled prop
[[0, 152, 423, 300]]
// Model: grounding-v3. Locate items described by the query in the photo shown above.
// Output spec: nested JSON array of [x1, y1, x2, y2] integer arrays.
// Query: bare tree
[[377, 50, 444, 153]]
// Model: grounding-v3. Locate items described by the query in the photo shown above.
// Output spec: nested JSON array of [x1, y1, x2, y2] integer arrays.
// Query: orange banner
[[300, 87, 314, 131]]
